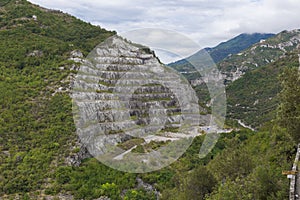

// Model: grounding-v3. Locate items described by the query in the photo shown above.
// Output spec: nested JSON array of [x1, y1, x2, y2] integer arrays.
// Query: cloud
[[121, 28, 201, 63], [29, 0, 300, 62]]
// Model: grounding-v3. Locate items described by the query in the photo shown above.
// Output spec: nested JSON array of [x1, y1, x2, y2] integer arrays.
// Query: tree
[[277, 67, 300, 142], [183, 166, 217, 200], [207, 136, 254, 182]]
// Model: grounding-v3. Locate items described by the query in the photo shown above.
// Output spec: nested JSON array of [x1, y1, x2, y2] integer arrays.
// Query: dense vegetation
[[0, 0, 299, 199], [0, 0, 120, 198], [163, 128, 295, 200], [277, 66, 300, 143], [227, 52, 299, 128]]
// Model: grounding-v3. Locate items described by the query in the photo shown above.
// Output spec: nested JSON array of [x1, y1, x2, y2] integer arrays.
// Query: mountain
[[169, 30, 300, 83], [0, 1, 212, 199], [72, 36, 205, 172], [169, 29, 300, 128], [205, 33, 275, 63], [226, 52, 299, 128], [168, 33, 274, 70], [0, 0, 125, 198], [219, 29, 300, 84], [222, 30, 300, 128], [167, 33, 276, 104]]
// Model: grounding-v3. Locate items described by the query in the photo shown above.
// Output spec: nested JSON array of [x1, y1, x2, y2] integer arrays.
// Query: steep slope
[[170, 30, 300, 84], [169, 29, 300, 128], [0, 0, 116, 198], [205, 33, 274, 63], [0, 1, 208, 199], [72, 36, 203, 173], [168, 33, 276, 106], [222, 30, 300, 128], [169, 33, 274, 70], [226, 52, 299, 128], [220, 29, 300, 83]]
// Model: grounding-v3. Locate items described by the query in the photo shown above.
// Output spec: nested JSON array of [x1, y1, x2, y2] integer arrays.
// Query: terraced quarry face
[[72, 36, 204, 172]]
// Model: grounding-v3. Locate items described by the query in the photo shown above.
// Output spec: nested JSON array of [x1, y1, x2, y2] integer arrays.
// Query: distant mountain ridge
[[205, 33, 275, 63], [169, 33, 275, 67], [167, 33, 276, 86], [219, 29, 300, 83], [169, 29, 300, 128]]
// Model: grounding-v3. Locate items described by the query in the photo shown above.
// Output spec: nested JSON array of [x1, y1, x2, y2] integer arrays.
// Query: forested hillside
[[227, 52, 299, 128]]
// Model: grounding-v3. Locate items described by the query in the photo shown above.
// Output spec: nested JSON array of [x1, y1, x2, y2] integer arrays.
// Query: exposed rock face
[[136, 177, 160, 198], [51, 50, 84, 96], [69, 50, 84, 63], [70, 50, 83, 58], [66, 143, 91, 167], [27, 50, 43, 57], [71, 36, 202, 172], [94, 197, 110, 200]]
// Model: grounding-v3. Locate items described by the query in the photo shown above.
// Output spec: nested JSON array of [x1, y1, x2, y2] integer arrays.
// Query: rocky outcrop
[[27, 50, 43, 57], [50, 50, 83, 96], [65, 143, 91, 167], [136, 177, 160, 198], [71, 36, 203, 170]]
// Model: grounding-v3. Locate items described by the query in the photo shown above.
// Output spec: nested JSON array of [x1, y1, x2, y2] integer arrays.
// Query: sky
[[28, 0, 300, 63]]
